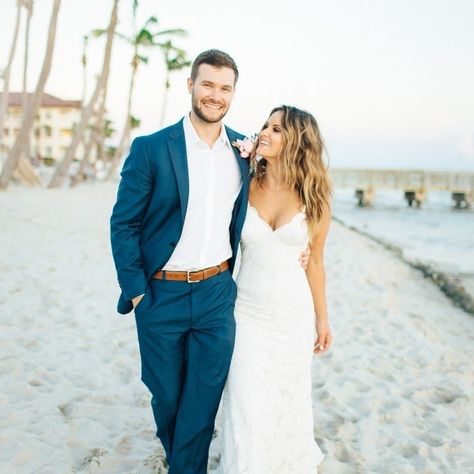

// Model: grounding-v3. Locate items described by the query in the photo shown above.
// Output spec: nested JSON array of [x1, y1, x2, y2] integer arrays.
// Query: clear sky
[[1, 0, 473, 170]]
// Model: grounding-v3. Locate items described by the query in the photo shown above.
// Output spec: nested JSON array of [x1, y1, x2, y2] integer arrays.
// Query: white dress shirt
[[162, 113, 242, 271]]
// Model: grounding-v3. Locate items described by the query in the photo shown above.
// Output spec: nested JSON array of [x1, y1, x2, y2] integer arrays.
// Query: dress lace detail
[[217, 204, 324, 473]]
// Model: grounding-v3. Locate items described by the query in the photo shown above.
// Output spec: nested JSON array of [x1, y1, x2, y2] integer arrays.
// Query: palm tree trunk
[[71, 91, 104, 186], [48, 0, 119, 189], [22, 2, 33, 162], [0, 0, 61, 190], [105, 118, 131, 181], [71, 132, 94, 186], [81, 35, 88, 106], [22, 3, 32, 108], [14, 155, 41, 185], [159, 75, 170, 127], [0, 2, 22, 146], [94, 85, 108, 165], [105, 57, 137, 181]]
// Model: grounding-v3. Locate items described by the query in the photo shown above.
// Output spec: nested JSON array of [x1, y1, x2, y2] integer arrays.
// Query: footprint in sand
[[75, 447, 108, 471], [142, 448, 168, 473], [115, 436, 132, 454], [58, 402, 74, 419], [412, 387, 465, 406], [433, 387, 465, 404], [421, 434, 444, 447], [334, 443, 352, 463], [450, 418, 471, 433], [400, 442, 418, 459], [354, 382, 371, 393]]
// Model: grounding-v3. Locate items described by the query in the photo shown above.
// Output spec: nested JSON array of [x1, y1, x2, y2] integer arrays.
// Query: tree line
[[0, 0, 190, 190]]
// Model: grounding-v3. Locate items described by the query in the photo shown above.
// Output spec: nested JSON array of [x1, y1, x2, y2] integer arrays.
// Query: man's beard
[[192, 96, 228, 123]]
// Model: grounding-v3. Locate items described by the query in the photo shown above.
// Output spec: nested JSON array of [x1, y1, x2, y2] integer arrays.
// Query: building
[[2, 92, 83, 164]]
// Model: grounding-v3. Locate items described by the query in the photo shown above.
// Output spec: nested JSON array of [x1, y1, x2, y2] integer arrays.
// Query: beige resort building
[[2, 92, 85, 164]]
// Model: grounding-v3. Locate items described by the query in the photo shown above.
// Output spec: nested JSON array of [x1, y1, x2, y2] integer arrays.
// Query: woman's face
[[256, 111, 284, 160]]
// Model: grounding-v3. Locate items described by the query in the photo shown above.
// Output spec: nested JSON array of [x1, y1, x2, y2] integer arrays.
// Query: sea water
[[333, 189, 474, 297]]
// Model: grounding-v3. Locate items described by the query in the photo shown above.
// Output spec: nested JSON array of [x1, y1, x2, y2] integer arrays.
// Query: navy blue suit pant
[[134, 270, 237, 474]]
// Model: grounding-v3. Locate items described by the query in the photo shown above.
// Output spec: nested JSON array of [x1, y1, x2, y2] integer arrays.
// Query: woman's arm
[[305, 205, 332, 354]]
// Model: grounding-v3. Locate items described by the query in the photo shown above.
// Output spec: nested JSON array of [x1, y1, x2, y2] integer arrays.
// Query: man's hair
[[190, 49, 239, 84]]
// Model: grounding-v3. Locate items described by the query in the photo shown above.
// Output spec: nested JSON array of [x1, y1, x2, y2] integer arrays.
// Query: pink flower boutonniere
[[231, 133, 258, 158]]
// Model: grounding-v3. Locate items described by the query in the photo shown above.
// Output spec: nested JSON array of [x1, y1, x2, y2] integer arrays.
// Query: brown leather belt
[[152, 260, 229, 283]]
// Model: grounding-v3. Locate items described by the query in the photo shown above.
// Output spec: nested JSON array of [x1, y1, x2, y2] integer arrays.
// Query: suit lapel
[[167, 121, 248, 226], [168, 120, 189, 224], [225, 127, 250, 191]]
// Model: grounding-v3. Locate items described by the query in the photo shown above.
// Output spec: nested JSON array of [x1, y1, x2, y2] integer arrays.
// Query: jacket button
[[170, 242, 177, 248]]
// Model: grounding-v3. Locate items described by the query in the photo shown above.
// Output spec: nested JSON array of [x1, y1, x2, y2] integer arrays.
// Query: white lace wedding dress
[[217, 204, 324, 473]]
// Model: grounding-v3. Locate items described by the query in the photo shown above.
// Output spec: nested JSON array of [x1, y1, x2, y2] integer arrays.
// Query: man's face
[[187, 64, 236, 123]]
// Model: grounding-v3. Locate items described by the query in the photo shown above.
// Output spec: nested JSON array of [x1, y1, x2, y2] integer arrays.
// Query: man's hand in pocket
[[132, 294, 144, 308]]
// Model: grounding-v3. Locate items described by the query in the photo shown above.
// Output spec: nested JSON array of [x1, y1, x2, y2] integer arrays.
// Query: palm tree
[[104, 12, 187, 181], [71, 98, 114, 186], [22, 1, 33, 109], [79, 39, 108, 168], [0, 0, 23, 146], [0, 0, 61, 190], [70, 33, 93, 186], [81, 34, 88, 106], [48, 0, 119, 188], [93, 83, 108, 165], [159, 41, 190, 126], [71, 128, 94, 186], [22, 0, 34, 161]]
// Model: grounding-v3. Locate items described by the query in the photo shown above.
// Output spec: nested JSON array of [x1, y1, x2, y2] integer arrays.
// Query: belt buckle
[[187, 270, 199, 283]]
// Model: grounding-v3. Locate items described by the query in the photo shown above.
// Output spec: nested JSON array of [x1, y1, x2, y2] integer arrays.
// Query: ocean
[[332, 189, 474, 299]]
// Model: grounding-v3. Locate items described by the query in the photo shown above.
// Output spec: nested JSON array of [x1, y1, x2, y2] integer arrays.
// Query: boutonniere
[[231, 133, 258, 158]]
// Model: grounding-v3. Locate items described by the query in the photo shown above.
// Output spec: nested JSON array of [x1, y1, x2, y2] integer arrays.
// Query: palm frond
[[115, 31, 132, 43], [136, 28, 154, 45], [143, 15, 158, 28], [153, 28, 187, 37], [132, 0, 139, 18], [90, 28, 107, 37]]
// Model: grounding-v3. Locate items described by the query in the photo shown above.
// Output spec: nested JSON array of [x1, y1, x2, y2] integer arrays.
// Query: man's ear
[[187, 77, 193, 94]]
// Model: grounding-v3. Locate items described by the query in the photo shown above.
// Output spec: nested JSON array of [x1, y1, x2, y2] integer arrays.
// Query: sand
[[0, 183, 473, 473]]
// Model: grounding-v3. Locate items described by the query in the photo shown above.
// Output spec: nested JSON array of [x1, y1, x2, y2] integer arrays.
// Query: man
[[110, 50, 248, 473]]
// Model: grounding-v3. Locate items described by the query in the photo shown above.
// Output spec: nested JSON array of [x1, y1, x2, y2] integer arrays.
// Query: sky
[[1, 0, 473, 170]]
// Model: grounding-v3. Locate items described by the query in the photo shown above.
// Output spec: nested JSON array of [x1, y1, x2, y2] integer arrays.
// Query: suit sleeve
[[110, 137, 153, 303]]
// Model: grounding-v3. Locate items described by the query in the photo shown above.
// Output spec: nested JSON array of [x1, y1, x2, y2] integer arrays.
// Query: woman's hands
[[314, 318, 332, 354], [299, 245, 311, 269]]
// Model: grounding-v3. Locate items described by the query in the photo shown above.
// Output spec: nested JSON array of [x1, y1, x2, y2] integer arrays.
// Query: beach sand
[[0, 183, 473, 473]]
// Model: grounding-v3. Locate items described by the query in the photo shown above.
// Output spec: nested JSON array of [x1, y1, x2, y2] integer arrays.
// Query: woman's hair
[[252, 105, 332, 243]]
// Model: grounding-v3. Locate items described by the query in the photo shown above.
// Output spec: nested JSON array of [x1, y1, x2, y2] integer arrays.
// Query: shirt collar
[[183, 112, 230, 149]]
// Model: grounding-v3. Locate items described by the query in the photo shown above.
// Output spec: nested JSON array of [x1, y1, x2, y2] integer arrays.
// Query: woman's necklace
[[261, 180, 289, 197]]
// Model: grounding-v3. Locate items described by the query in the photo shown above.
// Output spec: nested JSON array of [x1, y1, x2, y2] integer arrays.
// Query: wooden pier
[[329, 168, 474, 208]]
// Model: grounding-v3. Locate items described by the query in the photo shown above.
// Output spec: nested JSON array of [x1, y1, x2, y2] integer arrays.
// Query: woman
[[218, 105, 333, 473]]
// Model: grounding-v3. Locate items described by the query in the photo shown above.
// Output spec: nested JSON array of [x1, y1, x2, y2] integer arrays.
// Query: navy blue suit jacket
[[110, 118, 250, 315]]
